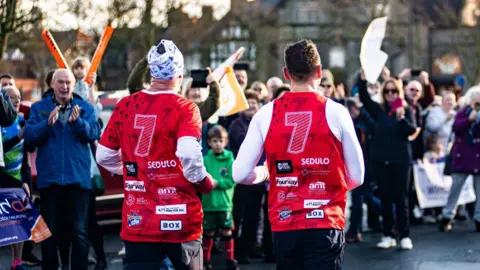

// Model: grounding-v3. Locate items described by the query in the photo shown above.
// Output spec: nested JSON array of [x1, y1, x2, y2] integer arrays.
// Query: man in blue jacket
[[24, 69, 100, 270]]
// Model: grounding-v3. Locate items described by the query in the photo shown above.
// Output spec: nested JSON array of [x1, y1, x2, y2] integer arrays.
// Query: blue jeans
[[40, 184, 90, 270]]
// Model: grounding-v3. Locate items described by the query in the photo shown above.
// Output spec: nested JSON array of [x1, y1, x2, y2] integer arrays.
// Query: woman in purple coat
[[440, 86, 480, 232]]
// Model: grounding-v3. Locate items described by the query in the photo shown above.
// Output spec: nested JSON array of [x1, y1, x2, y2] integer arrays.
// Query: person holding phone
[[357, 72, 418, 250], [185, 68, 220, 122], [440, 86, 480, 232], [397, 68, 435, 109]]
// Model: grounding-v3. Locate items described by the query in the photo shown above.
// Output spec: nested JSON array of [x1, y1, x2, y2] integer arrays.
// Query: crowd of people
[[0, 36, 479, 270]]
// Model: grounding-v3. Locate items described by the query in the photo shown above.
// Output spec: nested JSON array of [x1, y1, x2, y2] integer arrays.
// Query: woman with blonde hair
[[250, 81, 269, 103], [357, 72, 418, 250]]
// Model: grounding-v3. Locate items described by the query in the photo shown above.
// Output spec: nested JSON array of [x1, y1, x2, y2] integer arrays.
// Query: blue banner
[[0, 188, 51, 247]]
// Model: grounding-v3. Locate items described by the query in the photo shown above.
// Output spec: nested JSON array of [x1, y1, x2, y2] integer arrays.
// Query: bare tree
[[107, 0, 137, 27], [0, 0, 42, 60]]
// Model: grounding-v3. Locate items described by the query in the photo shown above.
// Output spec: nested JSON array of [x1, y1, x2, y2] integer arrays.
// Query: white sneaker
[[400, 237, 413, 250], [376, 236, 397, 249], [118, 246, 126, 256]]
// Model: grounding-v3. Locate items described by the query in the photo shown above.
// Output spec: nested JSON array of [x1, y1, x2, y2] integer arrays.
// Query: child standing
[[424, 135, 445, 163], [202, 126, 239, 270], [422, 135, 446, 223]]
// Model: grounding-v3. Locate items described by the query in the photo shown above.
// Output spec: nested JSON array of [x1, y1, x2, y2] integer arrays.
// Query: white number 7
[[134, 114, 157, 157], [285, 111, 312, 154]]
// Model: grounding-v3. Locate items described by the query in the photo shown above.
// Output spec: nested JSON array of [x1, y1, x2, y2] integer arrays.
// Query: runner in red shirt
[[96, 40, 214, 270], [232, 39, 364, 270]]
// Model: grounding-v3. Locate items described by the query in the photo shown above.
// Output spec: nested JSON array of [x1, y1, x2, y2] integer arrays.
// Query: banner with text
[[413, 160, 475, 209], [0, 188, 51, 247]]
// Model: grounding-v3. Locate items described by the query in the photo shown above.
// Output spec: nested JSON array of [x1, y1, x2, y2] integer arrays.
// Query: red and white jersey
[[233, 92, 364, 232], [98, 90, 204, 243]]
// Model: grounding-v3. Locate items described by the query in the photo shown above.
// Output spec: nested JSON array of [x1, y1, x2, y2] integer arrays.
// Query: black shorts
[[124, 239, 203, 270], [274, 229, 345, 270]]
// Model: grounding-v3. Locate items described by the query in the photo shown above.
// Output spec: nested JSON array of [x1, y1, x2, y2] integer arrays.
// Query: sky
[[36, 0, 231, 32]]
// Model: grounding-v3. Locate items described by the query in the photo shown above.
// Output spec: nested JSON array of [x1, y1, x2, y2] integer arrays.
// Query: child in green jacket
[[202, 125, 238, 270]]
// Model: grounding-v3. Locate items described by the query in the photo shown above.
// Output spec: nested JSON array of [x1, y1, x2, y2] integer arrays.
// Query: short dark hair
[[0, 73, 14, 80], [208, 125, 228, 140], [284, 40, 321, 83], [273, 84, 291, 99], [345, 97, 362, 110], [244, 89, 260, 103], [45, 70, 55, 88]]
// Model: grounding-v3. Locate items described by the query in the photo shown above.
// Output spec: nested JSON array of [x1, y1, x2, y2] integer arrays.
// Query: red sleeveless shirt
[[264, 92, 348, 232]]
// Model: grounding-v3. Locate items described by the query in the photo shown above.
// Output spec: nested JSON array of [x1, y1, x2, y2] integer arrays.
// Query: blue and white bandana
[[147, 40, 184, 80]]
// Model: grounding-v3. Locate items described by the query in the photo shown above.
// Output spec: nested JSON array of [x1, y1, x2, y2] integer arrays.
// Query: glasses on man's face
[[409, 88, 420, 93], [253, 87, 261, 92], [1, 83, 13, 87], [384, 88, 399, 95], [321, 84, 332, 89]]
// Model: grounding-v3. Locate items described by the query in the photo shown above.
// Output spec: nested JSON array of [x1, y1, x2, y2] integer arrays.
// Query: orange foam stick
[[85, 26, 114, 85], [42, 30, 69, 69]]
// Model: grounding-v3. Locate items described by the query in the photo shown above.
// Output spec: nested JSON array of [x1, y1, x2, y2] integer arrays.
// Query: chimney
[[202, 6, 214, 22]]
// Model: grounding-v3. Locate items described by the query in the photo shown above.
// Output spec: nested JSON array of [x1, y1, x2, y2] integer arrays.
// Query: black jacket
[[407, 100, 425, 160], [358, 79, 417, 164], [0, 89, 16, 126]]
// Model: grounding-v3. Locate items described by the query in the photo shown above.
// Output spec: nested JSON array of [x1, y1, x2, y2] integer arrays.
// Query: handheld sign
[[42, 30, 69, 69], [208, 66, 249, 123], [0, 188, 51, 247], [85, 26, 115, 85], [360, 17, 388, 84], [212, 47, 245, 82]]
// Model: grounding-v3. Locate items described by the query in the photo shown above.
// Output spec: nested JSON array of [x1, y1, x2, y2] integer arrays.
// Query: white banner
[[413, 159, 476, 209], [360, 17, 389, 84]]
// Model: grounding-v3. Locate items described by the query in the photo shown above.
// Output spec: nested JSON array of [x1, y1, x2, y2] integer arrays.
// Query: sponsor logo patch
[[148, 160, 177, 169], [276, 177, 298, 187], [308, 181, 326, 193], [125, 181, 146, 192], [160, 220, 182, 231], [275, 160, 293, 174], [126, 194, 135, 206], [277, 191, 298, 202], [301, 158, 330, 165], [278, 208, 292, 221], [127, 213, 142, 228], [157, 187, 178, 198], [125, 162, 138, 177], [136, 197, 150, 205], [306, 209, 325, 219], [155, 204, 187, 215], [304, 199, 330, 208]]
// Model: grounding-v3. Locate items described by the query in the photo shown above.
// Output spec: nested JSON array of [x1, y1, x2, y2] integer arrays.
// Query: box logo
[[306, 209, 324, 219], [160, 220, 182, 231]]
